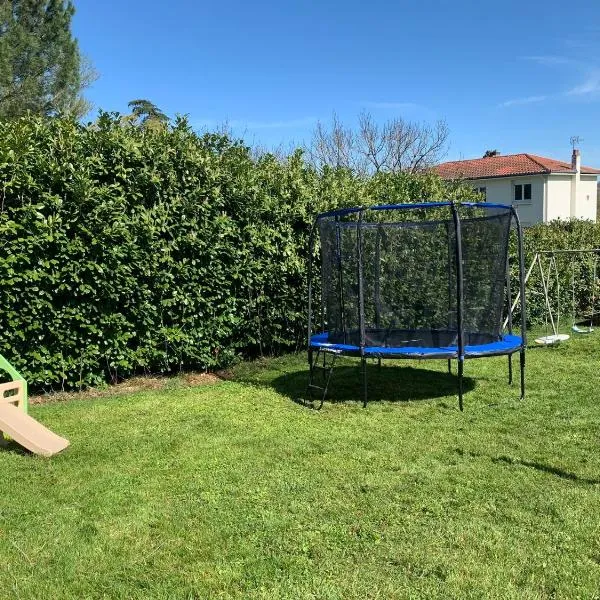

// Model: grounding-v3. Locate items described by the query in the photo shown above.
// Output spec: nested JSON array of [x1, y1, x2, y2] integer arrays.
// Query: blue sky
[[73, 0, 600, 165]]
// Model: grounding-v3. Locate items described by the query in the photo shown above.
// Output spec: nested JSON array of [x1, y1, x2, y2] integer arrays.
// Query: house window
[[514, 183, 532, 202], [474, 186, 487, 200]]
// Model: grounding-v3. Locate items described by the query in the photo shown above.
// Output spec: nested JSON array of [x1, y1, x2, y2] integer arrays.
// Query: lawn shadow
[[455, 449, 600, 486], [0, 437, 31, 457], [493, 455, 600, 486], [266, 363, 475, 407]]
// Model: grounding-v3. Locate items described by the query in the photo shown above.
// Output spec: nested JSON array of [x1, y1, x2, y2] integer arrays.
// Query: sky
[[73, 0, 600, 166]]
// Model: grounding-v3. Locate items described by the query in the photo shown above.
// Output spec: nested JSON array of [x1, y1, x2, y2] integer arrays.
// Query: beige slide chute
[[0, 358, 69, 457]]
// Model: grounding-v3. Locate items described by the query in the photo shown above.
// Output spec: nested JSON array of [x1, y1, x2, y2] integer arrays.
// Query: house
[[435, 151, 600, 225]]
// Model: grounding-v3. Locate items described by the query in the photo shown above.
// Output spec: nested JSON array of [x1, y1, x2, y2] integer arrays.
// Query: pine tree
[[125, 99, 169, 131], [0, 0, 92, 118]]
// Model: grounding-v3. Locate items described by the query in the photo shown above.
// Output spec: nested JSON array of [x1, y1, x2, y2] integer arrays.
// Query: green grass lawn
[[0, 334, 599, 599]]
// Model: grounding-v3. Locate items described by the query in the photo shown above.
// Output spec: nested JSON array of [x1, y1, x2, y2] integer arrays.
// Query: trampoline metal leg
[[519, 350, 525, 400], [447, 359, 452, 374], [458, 359, 464, 412], [307, 348, 313, 404], [508, 354, 513, 385], [361, 356, 368, 408]]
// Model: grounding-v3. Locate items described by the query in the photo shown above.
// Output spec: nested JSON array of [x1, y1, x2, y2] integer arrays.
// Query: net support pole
[[512, 207, 527, 400], [307, 220, 318, 374], [335, 216, 347, 343], [306, 219, 320, 401], [357, 210, 367, 407], [451, 203, 465, 411], [374, 225, 382, 331], [374, 225, 382, 372], [446, 221, 454, 377], [506, 253, 513, 385]]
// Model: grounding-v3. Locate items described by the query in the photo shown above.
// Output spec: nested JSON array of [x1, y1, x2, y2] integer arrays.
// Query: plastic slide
[[0, 380, 69, 457]]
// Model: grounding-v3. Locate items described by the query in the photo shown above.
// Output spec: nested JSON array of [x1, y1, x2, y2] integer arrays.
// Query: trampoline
[[307, 201, 527, 410]]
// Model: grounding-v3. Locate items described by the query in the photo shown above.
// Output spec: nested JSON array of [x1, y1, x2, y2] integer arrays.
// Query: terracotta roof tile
[[435, 153, 600, 179]]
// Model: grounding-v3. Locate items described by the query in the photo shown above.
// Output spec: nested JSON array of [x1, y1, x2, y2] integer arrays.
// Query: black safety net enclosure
[[307, 201, 526, 410]]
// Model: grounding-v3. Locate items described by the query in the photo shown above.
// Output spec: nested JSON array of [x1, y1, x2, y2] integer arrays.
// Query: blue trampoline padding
[[310, 332, 522, 359]]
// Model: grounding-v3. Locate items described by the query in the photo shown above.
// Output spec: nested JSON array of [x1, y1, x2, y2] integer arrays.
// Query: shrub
[[0, 114, 480, 390]]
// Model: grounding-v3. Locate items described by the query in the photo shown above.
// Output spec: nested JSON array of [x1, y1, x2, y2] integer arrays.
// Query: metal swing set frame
[[504, 248, 600, 345]]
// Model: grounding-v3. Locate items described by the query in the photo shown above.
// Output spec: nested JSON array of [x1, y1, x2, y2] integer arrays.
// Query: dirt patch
[[29, 371, 223, 405], [181, 372, 221, 386]]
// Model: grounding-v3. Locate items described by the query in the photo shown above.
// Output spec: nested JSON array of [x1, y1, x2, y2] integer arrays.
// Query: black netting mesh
[[317, 205, 512, 349]]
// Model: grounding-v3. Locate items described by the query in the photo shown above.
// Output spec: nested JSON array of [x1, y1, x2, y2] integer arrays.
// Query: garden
[[0, 116, 599, 598], [2, 3, 599, 598]]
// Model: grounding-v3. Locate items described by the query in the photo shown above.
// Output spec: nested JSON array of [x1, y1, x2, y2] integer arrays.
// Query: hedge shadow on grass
[[267, 362, 476, 406]]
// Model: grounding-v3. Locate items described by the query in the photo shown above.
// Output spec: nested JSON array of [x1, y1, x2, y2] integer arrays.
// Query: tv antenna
[[570, 136, 583, 150]]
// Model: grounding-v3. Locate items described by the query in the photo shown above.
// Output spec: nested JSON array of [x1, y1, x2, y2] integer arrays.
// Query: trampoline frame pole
[[357, 210, 367, 407], [451, 203, 465, 411], [374, 224, 382, 332], [512, 207, 527, 400], [446, 223, 454, 377], [307, 220, 317, 372], [335, 216, 347, 343], [306, 219, 319, 402], [506, 253, 513, 385]]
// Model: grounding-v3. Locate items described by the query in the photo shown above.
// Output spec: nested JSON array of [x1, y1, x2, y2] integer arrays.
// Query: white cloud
[[499, 95, 548, 108], [522, 55, 572, 66], [508, 53, 600, 104], [566, 70, 600, 96]]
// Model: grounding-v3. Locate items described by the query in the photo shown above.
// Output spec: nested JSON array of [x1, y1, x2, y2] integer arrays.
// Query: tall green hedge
[[0, 114, 479, 390], [4, 114, 591, 390]]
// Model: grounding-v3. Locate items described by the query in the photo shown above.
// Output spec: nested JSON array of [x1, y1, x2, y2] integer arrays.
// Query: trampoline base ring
[[309, 332, 523, 360]]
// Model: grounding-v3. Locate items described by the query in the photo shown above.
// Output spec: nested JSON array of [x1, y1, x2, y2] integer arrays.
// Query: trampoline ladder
[[307, 349, 337, 409]]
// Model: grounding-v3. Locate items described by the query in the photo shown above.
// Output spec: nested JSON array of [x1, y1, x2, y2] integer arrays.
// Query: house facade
[[435, 151, 600, 226]]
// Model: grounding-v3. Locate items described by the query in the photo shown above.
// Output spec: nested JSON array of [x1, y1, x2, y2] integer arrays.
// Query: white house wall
[[470, 173, 598, 224], [546, 175, 572, 221], [470, 175, 544, 226], [578, 175, 597, 221]]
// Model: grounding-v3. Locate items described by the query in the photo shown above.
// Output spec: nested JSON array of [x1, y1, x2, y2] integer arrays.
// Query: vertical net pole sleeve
[[446, 221, 454, 331], [357, 210, 368, 407], [374, 225, 382, 329], [512, 207, 527, 346], [307, 219, 318, 348], [451, 204, 465, 360], [357, 211, 366, 350], [335, 217, 347, 342], [506, 253, 513, 334]]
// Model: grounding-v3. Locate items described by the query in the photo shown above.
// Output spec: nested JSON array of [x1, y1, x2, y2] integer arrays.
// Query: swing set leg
[[519, 350, 525, 400]]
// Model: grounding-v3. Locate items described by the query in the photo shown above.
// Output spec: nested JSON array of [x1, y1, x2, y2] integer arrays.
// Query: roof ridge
[[443, 153, 526, 164], [435, 153, 600, 178], [523, 153, 552, 173]]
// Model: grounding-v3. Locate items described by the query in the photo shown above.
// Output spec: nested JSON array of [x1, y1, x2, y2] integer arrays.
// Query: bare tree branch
[[307, 111, 449, 175]]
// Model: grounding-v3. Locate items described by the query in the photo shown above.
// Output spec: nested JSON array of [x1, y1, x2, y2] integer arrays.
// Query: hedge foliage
[[0, 114, 480, 390], [1, 115, 596, 389]]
